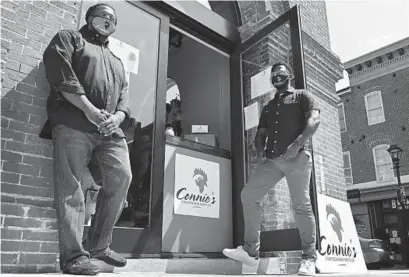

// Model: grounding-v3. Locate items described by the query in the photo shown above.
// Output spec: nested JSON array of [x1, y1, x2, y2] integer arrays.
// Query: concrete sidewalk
[[2, 270, 409, 277]]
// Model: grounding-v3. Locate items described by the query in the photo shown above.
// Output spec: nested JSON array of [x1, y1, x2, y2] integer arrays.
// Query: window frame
[[364, 91, 386, 126], [372, 144, 395, 183], [338, 102, 347, 133], [343, 151, 353, 185]]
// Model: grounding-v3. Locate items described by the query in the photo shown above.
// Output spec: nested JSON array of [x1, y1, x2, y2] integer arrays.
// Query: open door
[[230, 5, 320, 253], [80, 1, 169, 257]]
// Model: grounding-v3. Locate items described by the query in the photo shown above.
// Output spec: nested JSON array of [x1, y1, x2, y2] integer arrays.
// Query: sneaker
[[222, 246, 258, 266], [91, 248, 127, 267], [298, 259, 316, 276], [63, 259, 100, 275]]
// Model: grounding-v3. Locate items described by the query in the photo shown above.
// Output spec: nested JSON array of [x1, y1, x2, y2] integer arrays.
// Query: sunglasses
[[94, 11, 116, 24]]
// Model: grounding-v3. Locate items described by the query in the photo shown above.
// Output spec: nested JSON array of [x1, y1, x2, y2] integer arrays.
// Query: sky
[[326, 0, 409, 90]]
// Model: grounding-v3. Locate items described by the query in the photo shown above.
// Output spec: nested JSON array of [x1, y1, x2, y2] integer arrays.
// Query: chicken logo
[[326, 204, 344, 242], [193, 168, 208, 193]]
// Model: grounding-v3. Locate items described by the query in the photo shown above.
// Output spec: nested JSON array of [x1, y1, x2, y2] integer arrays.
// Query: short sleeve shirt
[[258, 87, 319, 158]]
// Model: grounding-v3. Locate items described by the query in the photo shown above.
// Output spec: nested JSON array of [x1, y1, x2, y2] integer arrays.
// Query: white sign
[[316, 193, 367, 274], [108, 36, 140, 83], [192, 125, 208, 133], [250, 66, 276, 99], [244, 102, 259, 130], [174, 154, 220, 218]]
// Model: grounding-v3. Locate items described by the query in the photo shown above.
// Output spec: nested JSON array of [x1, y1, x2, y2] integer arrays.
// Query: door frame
[[230, 5, 320, 252]]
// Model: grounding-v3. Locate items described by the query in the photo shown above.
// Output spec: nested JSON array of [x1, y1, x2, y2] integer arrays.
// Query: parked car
[[359, 237, 394, 269]]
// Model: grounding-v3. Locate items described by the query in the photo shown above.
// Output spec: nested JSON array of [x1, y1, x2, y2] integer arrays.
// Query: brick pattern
[[1, 0, 81, 273], [287, 0, 331, 50], [340, 67, 409, 184]]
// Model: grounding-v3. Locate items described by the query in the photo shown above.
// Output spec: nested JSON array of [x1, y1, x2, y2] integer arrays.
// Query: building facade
[[338, 37, 409, 263], [1, 0, 343, 273]]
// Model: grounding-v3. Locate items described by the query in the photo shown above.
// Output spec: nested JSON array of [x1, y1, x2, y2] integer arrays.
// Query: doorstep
[[90, 257, 298, 275]]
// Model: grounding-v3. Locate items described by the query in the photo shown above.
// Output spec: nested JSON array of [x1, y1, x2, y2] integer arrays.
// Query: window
[[343, 151, 353, 185], [364, 91, 385, 125], [338, 103, 347, 132], [373, 145, 395, 182]]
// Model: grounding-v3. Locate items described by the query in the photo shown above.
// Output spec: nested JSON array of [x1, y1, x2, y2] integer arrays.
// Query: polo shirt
[[258, 87, 319, 159]]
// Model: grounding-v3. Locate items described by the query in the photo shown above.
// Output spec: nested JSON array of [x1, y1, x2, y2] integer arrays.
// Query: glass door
[[230, 5, 319, 252], [80, 1, 169, 256]]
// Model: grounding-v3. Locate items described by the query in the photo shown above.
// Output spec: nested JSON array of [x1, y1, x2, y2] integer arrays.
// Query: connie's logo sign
[[318, 204, 357, 261], [316, 194, 367, 274], [174, 154, 220, 219], [175, 168, 216, 207]]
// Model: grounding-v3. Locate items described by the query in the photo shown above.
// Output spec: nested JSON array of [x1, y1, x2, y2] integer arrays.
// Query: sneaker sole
[[222, 250, 258, 267]]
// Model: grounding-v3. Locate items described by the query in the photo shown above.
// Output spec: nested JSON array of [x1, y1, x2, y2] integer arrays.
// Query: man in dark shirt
[[43, 3, 131, 275], [223, 63, 321, 276]]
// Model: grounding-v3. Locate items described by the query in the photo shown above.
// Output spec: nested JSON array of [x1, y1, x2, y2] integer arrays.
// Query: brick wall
[[340, 67, 409, 184], [1, 0, 82, 273], [287, 0, 331, 50]]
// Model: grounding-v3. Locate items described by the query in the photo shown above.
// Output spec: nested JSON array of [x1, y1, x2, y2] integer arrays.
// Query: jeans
[[52, 124, 132, 270], [241, 150, 316, 260]]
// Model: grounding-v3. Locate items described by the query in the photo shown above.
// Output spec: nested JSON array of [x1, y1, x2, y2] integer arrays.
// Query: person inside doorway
[[42, 3, 131, 275], [222, 62, 321, 276]]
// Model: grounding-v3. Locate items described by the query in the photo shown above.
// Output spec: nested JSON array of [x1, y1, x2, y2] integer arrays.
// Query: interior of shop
[[166, 27, 231, 150], [111, 27, 231, 229]]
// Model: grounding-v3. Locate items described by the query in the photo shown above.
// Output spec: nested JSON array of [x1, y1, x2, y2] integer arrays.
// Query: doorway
[[79, 0, 169, 257], [81, 1, 313, 257]]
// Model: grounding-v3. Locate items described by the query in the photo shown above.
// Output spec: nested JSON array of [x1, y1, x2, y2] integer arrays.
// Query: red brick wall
[[340, 67, 409, 184], [1, 0, 81, 273]]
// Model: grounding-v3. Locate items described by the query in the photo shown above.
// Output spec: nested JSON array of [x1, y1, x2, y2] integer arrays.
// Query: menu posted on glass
[[250, 66, 276, 99], [244, 102, 259, 130]]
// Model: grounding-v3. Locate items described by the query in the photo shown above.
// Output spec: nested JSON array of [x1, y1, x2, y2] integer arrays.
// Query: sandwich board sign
[[316, 193, 367, 274]]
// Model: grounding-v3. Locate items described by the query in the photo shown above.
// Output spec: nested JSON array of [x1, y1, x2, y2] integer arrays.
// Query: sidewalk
[[2, 270, 409, 277]]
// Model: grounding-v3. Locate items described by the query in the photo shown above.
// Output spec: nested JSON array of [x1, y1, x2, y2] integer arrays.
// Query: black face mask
[[271, 74, 290, 89], [89, 7, 117, 37]]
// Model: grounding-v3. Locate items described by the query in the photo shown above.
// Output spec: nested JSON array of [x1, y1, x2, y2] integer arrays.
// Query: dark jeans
[[52, 124, 132, 271]]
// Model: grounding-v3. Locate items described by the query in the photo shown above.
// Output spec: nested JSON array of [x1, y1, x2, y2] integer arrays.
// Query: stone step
[[91, 257, 300, 275]]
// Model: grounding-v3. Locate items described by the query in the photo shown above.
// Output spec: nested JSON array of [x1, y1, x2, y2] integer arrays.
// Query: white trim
[[338, 102, 347, 133], [343, 151, 353, 184], [344, 37, 409, 68], [349, 56, 409, 86], [372, 144, 394, 183], [347, 175, 409, 191], [364, 91, 385, 126], [170, 24, 230, 58]]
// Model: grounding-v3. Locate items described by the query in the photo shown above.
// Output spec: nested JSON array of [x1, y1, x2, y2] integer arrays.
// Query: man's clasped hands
[[85, 107, 123, 136]]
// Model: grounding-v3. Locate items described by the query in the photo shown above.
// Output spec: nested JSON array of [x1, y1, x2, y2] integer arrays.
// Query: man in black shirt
[[223, 63, 321, 276], [43, 3, 131, 275]]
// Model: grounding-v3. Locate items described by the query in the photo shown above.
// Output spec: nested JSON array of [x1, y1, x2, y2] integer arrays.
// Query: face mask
[[91, 16, 116, 36], [271, 74, 290, 89]]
